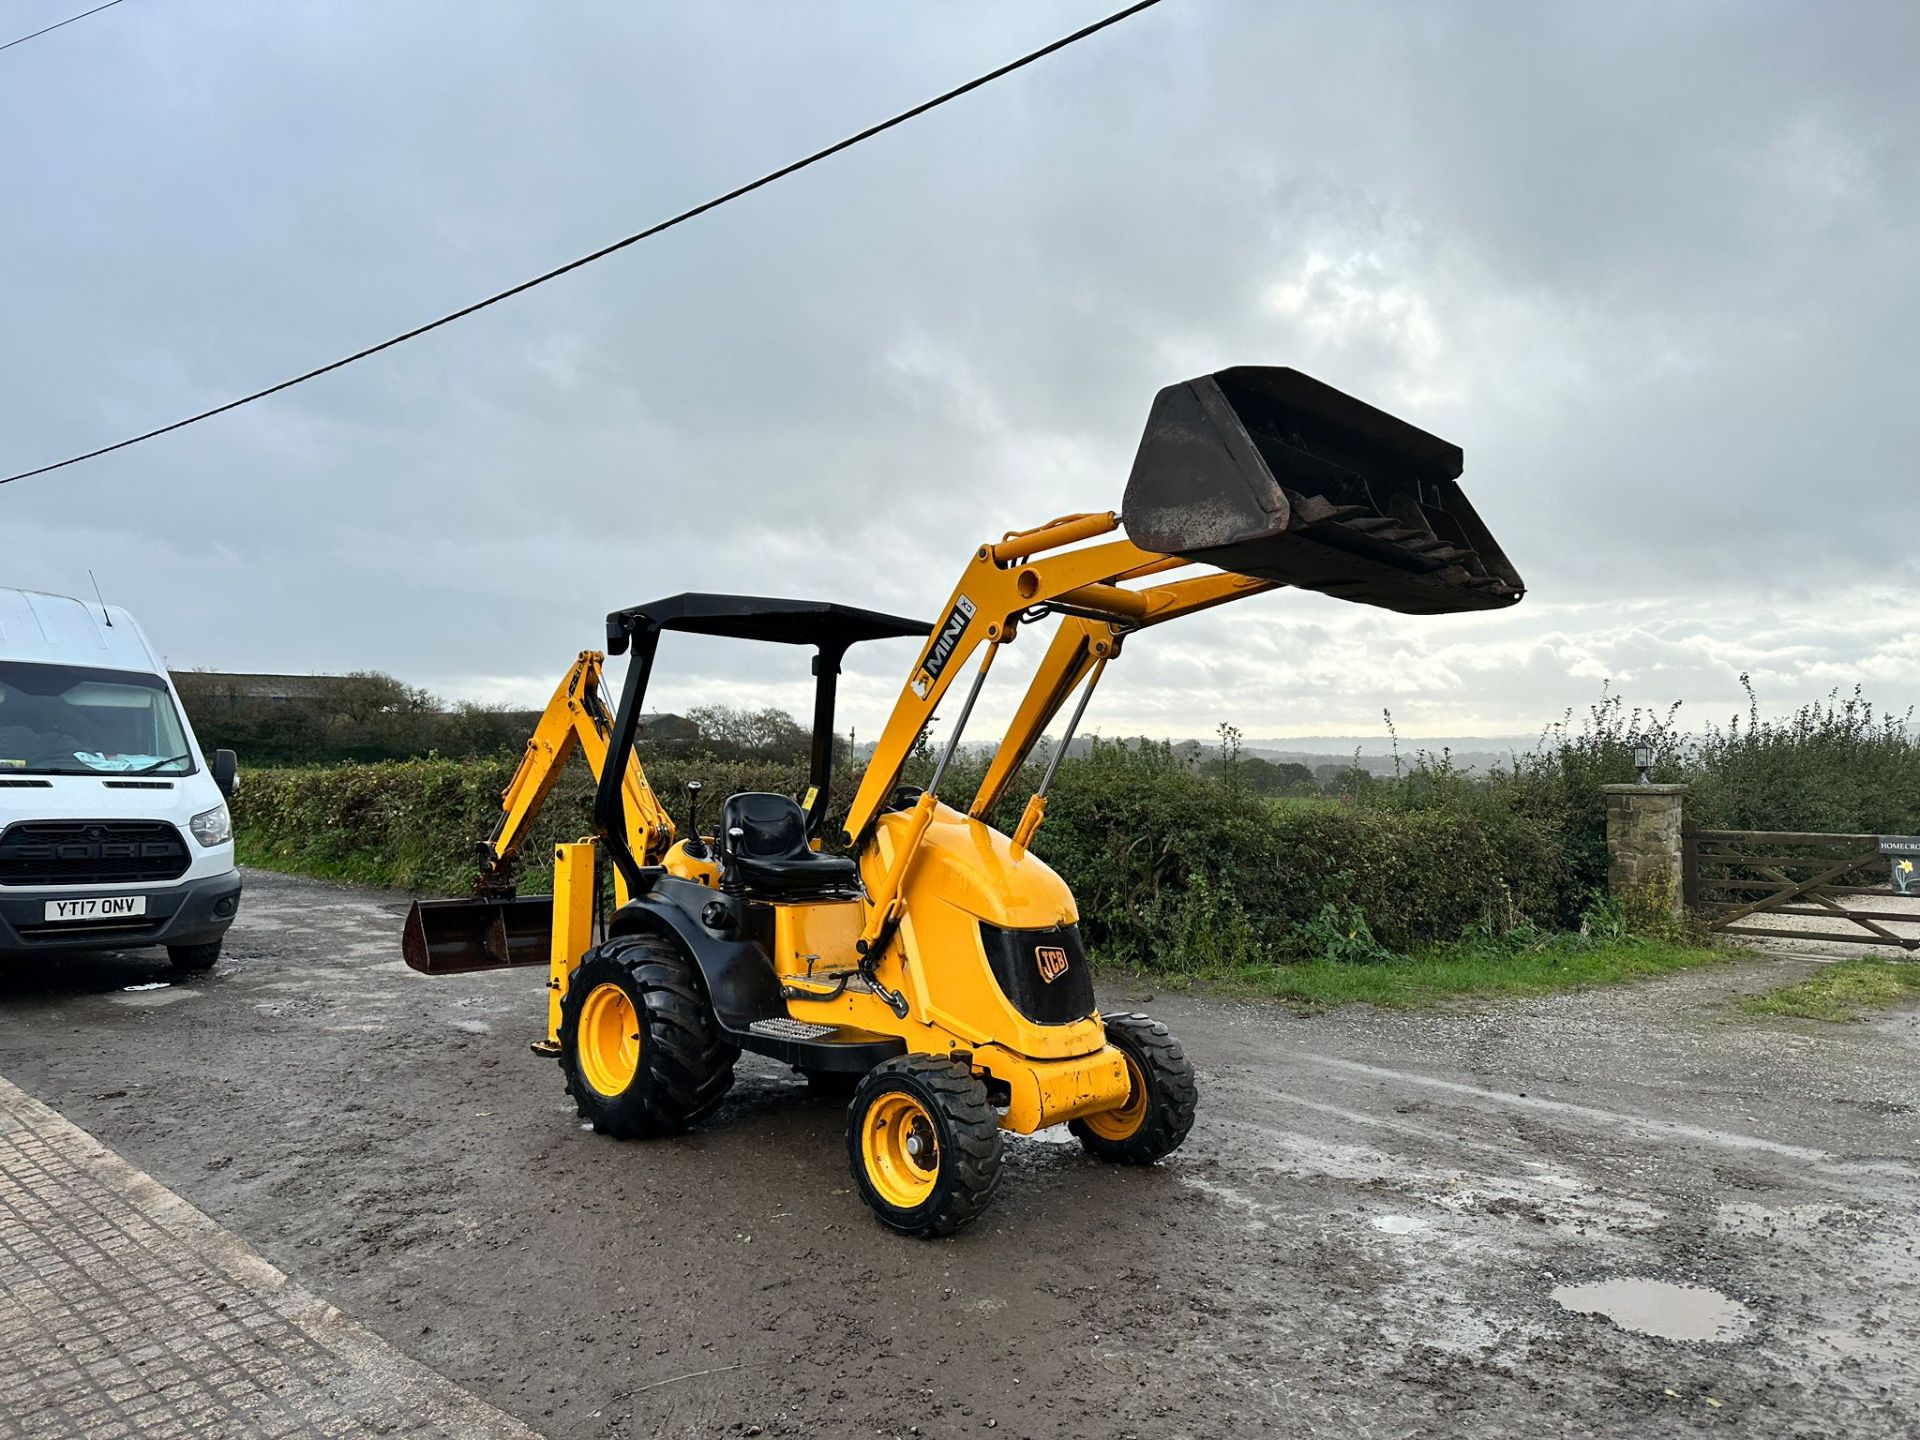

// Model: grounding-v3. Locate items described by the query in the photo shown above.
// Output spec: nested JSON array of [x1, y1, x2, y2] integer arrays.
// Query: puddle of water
[[1552, 1278, 1752, 1342], [1371, 1215, 1428, 1236]]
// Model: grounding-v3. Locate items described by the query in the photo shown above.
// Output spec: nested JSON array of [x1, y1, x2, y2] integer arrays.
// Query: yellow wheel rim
[[861, 1091, 940, 1210], [1083, 1052, 1148, 1142], [578, 982, 641, 1097]]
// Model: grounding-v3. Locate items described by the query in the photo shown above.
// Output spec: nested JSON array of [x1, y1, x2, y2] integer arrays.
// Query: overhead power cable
[[1, 0, 1166, 487], [0, 0, 130, 55]]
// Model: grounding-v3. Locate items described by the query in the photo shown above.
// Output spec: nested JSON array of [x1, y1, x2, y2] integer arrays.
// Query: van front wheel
[[168, 941, 222, 972]]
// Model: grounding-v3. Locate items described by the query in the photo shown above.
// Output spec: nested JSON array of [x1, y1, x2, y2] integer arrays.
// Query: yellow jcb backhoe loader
[[403, 366, 1523, 1236]]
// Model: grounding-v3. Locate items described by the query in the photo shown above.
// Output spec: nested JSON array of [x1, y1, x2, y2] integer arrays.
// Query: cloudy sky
[[4, 1, 1915, 746]]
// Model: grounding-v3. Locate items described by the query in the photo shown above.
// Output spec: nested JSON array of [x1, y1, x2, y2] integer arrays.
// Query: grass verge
[[1737, 958, 1920, 1022], [1123, 933, 1732, 1012]]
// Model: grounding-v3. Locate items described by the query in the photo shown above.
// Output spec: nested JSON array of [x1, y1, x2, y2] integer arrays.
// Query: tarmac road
[[1, 869, 1916, 1439]]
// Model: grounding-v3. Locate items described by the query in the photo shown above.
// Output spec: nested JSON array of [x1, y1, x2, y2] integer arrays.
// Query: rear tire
[[1070, 1012, 1197, 1164], [559, 934, 738, 1138], [848, 1055, 1003, 1238], [167, 941, 221, 972]]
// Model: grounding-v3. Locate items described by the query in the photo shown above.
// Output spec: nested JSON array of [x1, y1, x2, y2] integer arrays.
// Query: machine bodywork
[[402, 366, 1523, 1235]]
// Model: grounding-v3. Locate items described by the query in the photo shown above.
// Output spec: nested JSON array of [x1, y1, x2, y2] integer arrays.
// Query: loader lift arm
[[846, 364, 1524, 953], [845, 516, 1282, 846], [844, 516, 1156, 848], [966, 566, 1281, 826], [841, 516, 1286, 955]]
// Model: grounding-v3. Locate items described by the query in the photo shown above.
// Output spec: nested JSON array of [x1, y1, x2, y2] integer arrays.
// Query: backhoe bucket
[[402, 895, 553, 975], [1121, 367, 1523, 615]]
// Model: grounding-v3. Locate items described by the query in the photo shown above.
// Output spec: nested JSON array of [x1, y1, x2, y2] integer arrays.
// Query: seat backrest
[[718, 792, 811, 864]]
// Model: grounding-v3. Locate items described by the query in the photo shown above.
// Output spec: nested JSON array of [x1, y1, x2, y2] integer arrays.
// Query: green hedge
[[1361, 683, 1920, 923], [232, 682, 1920, 974], [1030, 741, 1566, 966], [234, 753, 819, 895], [234, 742, 1571, 967]]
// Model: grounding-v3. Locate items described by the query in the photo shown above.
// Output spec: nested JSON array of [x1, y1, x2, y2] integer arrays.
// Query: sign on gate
[[1879, 836, 1920, 897]]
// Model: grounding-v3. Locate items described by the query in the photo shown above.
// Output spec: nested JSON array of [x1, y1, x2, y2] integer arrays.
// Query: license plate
[[43, 895, 147, 923]]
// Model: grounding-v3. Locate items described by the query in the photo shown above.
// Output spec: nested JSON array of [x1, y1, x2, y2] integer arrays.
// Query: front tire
[[167, 940, 221, 972], [848, 1055, 1003, 1237], [559, 934, 738, 1138], [1070, 1012, 1197, 1164]]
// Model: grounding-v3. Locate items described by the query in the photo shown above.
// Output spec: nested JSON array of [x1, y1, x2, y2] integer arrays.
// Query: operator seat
[[716, 792, 858, 899]]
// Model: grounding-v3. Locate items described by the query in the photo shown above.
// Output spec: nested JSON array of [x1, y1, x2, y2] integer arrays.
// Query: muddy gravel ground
[[2, 870, 1916, 1439]]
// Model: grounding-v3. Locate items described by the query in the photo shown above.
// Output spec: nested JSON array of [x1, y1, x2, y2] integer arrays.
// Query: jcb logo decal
[[1036, 946, 1070, 983], [912, 594, 976, 699]]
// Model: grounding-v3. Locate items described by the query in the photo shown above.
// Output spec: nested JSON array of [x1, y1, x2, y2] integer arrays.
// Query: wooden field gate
[[1683, 827, 1920, 951]]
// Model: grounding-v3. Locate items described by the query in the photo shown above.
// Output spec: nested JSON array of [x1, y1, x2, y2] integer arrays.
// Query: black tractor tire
[[167, 941, 222, 972], [558, 933, 738, 1139], [847, 1055, 1003, 1238], [1069, 1012, 1197, 1165]]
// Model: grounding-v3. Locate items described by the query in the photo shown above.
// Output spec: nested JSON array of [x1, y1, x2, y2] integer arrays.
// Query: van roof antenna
[[88, 570, 113, 626]]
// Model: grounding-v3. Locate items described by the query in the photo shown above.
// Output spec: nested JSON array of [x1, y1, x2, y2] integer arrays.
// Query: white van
[[0, 589, 241, 971]]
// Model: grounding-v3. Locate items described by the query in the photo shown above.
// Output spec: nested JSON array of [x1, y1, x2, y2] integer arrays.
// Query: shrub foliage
[[232, 681, 1920, 975], [235, 739, 1564, 964]]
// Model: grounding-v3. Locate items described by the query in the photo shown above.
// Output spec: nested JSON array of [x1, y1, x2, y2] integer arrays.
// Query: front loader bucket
[[402, 895, 553, 975], [1121, 367, 1523, 615]]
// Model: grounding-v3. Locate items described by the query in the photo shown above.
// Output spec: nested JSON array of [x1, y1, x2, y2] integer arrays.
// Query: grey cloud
[[3, 1, 1914, 744]]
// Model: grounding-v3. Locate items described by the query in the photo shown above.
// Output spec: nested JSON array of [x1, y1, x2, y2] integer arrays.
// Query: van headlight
[[189, 803, 232, 847]]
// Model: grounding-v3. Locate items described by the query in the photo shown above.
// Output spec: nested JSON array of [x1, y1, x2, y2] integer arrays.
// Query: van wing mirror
[[211, 748, 239, 798]]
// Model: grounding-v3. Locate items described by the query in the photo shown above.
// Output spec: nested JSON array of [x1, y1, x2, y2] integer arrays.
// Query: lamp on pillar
[[1632, 740, 1655, 786]]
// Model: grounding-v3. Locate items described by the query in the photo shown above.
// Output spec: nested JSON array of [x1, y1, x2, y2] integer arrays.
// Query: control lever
[[682, 781, 708, 860]]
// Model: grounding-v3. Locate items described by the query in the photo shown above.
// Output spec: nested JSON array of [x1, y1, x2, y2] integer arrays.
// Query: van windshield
[[0, 662, 195, 775]]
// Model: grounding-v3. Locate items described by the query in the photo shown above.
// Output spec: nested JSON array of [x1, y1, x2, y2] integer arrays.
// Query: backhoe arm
[[473, 651, 674, 896]]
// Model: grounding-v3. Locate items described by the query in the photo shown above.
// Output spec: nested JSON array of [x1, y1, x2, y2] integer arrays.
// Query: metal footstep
[[749, 1017, 839, 1042]]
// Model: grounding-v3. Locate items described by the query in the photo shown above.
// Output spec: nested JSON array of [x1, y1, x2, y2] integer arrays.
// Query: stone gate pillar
[[1602, 784, 1687, 920]]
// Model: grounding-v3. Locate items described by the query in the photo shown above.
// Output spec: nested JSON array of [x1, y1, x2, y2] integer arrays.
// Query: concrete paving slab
[[0, 1074, 542, 1440]]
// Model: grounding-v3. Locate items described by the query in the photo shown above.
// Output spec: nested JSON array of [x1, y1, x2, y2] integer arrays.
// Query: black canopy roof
[[607, 592, 930, 651]]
